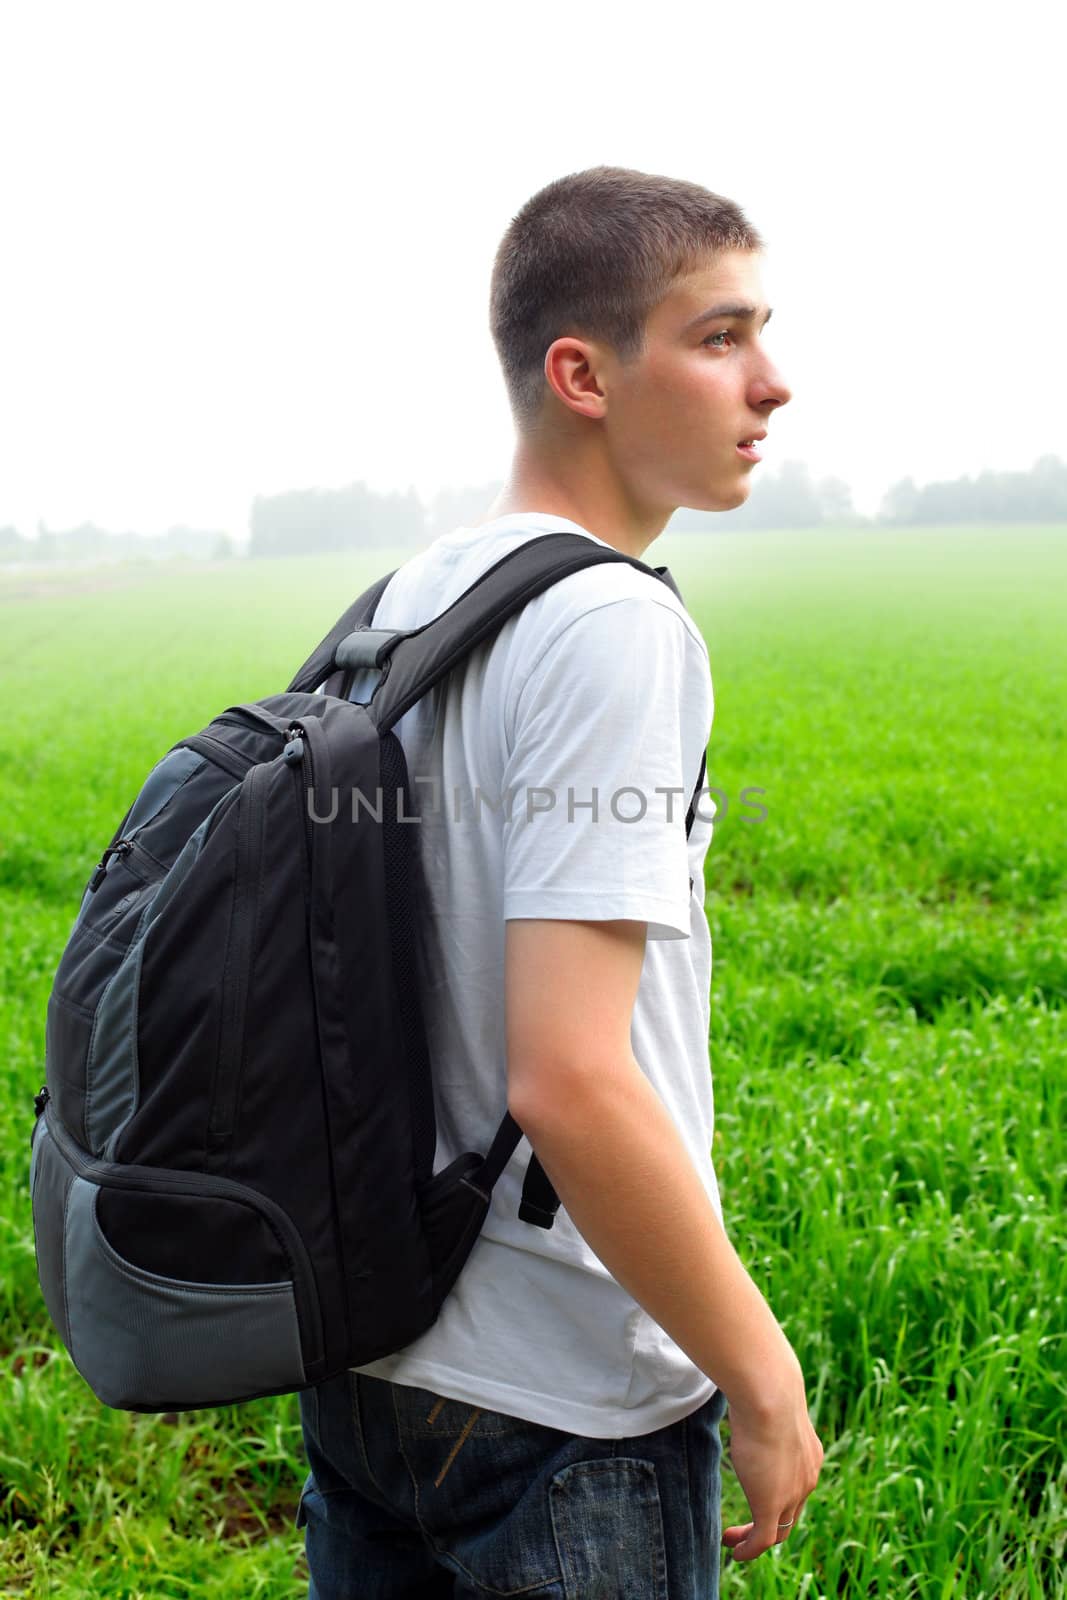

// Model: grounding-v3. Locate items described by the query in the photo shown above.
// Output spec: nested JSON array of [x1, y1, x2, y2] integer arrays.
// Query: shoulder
[[525, 559, 707, 652], [499, 562, 711, 756], [505, 558, 710, 698]]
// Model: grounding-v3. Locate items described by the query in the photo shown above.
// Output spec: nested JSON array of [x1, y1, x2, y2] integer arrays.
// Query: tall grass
[[1, 527, 1064, 1597]]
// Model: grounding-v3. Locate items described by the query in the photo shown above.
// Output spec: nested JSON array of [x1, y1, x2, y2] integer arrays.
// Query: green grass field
[[1, 526, 1064, 1598]]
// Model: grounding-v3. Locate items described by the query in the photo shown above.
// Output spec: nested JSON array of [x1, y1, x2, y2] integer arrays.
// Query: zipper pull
[[88, 849, 115, 893], [34, 1085, 50, 1118], [88, 838, 133, 893]]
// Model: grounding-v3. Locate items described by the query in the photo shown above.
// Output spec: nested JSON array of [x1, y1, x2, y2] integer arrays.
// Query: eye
[[702, 329, 733, 349]]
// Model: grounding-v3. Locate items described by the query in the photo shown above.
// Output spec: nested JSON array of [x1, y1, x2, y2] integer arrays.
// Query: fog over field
[[1, 1, 1063, 543]]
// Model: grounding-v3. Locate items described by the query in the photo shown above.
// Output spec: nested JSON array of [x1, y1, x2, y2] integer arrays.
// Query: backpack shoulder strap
[[365, 533, 666, 734], [288, 533, 688, 730]]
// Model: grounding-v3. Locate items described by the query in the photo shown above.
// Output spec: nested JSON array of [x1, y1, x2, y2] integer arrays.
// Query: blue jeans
[[297, 1370, 729, 1598]]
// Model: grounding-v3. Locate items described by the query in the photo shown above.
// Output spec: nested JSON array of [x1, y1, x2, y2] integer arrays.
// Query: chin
[[685, 481, 750, 514]]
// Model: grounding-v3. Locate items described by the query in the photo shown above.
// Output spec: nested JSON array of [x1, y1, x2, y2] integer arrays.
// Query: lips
[[736, 428, 766, 464]]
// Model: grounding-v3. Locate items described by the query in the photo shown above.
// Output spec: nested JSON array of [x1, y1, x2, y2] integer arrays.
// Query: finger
[[773, 1507, 799, 1544], [721, 1522, 753, 1548], [781, 1490, 813, 1534], [729, 1514, 784, 1563]]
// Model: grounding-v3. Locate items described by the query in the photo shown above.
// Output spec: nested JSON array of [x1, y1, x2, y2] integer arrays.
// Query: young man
[[297, 165, 824, 1598]]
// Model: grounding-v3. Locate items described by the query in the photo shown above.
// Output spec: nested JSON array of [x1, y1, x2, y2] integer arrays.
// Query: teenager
[[297, 163, 823, 1599]]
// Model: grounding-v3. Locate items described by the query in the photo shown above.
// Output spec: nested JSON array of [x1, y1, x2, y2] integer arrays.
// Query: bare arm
[[505, 917, 823, 1560]]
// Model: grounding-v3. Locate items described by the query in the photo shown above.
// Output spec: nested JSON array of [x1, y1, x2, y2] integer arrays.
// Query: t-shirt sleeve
[[500, 596, 709, 941]]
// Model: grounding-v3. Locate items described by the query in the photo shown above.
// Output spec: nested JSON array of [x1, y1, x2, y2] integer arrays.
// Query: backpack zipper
[[283, 727, 313, 861], [180, 732, 255, 782], [207, 761, 270, 1166], [88, 837, 168, 894], [215, 706, 292, 738]]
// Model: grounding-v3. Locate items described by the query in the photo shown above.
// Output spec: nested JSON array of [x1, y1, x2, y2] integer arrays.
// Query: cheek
[[675, 356, 734, 415], [647, 362, 715, 426]]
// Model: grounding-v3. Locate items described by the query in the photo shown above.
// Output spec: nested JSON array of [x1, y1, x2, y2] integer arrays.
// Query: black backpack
[[30, 532, 708, 1412]]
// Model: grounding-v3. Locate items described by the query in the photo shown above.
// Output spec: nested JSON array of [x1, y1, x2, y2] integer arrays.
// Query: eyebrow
[[683, 301, 773, 333]]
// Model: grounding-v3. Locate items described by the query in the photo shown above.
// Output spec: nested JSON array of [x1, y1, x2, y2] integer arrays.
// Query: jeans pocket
[[295, 1473, 316, 1529], [550, 1457, 668, 1600], [391, 1385, 564, 1593]]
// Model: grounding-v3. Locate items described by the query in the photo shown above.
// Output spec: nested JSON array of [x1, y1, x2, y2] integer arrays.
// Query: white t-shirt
[[347, 512, 723, 1437]]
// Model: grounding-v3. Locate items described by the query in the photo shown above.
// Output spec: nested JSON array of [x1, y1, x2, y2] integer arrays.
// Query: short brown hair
[[489, 165, 763, 430]]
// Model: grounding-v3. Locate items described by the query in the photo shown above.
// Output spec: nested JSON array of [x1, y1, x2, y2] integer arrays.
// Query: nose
[[751, 356, 792, 411]]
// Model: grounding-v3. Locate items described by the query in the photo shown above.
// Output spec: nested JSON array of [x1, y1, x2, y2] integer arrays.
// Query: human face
[[598, 249, 791, 515]]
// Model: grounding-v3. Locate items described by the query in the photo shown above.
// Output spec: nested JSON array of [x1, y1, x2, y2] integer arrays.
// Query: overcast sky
[[2, 0, 1062, 536]]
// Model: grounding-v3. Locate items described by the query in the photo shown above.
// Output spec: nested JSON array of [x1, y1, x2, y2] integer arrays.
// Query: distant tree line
[[248, 483, 424, 557], [669, 454, 1067, 533], [246, 478, 517, 554], [0, 521, 235, 564], [878, 454, 1067, 524], [2, 456, 1064, 564]]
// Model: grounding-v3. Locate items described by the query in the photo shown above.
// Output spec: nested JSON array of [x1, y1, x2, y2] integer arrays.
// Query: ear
[[543, 336, 609, 421]]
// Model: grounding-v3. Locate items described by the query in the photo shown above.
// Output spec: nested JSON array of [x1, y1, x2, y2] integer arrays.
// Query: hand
[[721, 1379, 824, 1562]]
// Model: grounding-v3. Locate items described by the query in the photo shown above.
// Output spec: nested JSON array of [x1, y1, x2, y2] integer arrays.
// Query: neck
[[480, 416, 672, 563]]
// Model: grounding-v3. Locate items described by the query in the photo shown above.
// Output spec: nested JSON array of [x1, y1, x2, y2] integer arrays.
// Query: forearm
[[512, 1062, 801, 1417]]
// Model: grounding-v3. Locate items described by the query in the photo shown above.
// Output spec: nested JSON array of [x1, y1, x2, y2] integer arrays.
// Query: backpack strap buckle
[[333, 627, 407, 673]]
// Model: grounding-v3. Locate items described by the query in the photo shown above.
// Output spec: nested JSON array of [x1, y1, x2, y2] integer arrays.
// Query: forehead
[[651, 248, 768, 332]]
